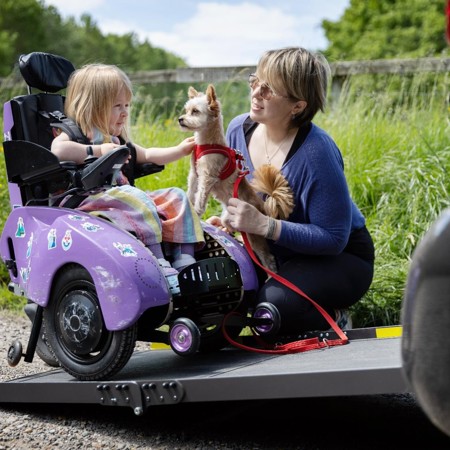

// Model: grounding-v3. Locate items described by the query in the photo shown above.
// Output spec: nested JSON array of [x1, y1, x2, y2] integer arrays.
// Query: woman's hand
[[225, 198, 271, 236]]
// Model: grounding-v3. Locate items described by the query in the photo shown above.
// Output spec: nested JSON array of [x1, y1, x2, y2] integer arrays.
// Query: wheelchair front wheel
[[169, 318, 200, 356]]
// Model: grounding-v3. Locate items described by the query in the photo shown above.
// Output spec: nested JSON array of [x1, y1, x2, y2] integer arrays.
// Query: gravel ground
[[1, 308, 450, 450]]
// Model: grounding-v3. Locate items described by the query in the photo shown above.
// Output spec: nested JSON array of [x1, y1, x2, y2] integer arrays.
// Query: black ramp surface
[[0, 337, 408, 411]]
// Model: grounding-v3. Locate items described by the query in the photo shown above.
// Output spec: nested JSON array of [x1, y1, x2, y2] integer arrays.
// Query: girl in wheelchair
[[51, 63, 205, 294]]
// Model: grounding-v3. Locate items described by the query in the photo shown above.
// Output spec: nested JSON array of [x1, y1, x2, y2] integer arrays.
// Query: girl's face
[[109, 88, 130, 136]]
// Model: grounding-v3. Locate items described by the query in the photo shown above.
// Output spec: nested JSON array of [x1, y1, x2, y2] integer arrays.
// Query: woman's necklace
[[263, 129, 291, 166]]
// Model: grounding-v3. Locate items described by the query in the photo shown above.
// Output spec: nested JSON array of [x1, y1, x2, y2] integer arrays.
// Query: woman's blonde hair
[[256, 47, 331, 126], [64, 64, 133, 142]]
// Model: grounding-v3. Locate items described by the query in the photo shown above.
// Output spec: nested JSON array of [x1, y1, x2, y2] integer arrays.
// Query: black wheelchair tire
[[43, 264, 137, 381]]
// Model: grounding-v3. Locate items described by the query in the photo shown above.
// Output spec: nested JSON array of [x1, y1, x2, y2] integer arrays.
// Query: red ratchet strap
[[226, 174, 349, 354]]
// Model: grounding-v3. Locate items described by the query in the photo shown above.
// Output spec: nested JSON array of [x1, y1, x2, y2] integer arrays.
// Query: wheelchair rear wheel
[[43, 264, 137, 381]]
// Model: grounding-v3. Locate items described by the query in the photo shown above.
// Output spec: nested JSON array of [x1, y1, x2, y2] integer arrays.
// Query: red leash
[[223, 171, 349, 354]]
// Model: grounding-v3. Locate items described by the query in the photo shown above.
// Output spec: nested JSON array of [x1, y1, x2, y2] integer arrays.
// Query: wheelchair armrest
[[134, 162, 165, 179], [80, 146, 130, 190], [3, 140, 65, 184], [60, 161, 79, 170]]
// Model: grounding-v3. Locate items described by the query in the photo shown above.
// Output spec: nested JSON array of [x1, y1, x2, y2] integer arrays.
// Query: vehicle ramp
[[0, 326, 407, 416]]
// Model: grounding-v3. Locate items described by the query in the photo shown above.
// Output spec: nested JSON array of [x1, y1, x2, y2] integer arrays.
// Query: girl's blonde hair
[[64, 64, 133, 142], [256, 47, 331, 126]]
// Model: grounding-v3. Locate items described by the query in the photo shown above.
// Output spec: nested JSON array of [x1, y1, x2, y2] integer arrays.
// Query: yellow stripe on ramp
[[375, 326, 402, 339], [149, 342, 171, 350]]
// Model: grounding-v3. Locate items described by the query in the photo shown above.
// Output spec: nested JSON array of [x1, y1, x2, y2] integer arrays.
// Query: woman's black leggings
[[257, 227, 375, 334]]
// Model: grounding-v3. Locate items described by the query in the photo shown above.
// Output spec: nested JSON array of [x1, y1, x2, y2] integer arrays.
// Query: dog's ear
[[206, 84, 216, 102], [206, 84, 221, 115], [188, 86, 199, 99]]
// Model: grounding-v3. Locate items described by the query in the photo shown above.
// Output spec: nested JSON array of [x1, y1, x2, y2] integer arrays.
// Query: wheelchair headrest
[[19, 52, 76, 93]]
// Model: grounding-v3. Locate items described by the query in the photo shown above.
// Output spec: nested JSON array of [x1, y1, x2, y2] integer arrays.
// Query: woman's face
[[248, 74, 297, 126], [109, 88, 130, 136]]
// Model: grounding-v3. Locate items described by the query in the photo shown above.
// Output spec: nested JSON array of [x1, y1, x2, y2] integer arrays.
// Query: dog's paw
[[194, 205, 206, 217], [262, 254, 278, 273], [267, 261, 278, 273]]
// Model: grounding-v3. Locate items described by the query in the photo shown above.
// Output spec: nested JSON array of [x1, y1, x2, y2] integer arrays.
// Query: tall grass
[[1, 71, 448, 326], [318, 71, 449, 325]]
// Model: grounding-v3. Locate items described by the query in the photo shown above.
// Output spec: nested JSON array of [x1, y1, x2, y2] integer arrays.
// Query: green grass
[[1, 71, 449, 327]]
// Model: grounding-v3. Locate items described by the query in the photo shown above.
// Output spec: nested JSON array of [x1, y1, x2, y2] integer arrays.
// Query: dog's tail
[[251, 165, 294, 220]]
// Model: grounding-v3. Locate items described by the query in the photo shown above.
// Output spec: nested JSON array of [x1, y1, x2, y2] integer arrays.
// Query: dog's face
[[178, 85, 221, 132]]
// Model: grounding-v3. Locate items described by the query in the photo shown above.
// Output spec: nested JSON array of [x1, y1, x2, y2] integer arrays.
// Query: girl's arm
[[51, 132, 119, 164], [134, 136, 195, 165]]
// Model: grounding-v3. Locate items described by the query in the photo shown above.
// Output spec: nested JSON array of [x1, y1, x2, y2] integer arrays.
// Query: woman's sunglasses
[[248, 73, 289, 101]]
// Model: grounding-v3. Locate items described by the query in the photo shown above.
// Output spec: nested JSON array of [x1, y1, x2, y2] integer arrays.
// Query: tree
[[0, 0, 49, 75], [0, 0, 187, 77], [0, 31, 17, 76], [323, 0, 449, 61]]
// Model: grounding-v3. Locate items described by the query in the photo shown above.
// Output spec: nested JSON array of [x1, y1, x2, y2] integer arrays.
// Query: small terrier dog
[[178, 84, 294, 272]]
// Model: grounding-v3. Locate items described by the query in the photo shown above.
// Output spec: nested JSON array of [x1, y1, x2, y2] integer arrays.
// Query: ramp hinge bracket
[[95, 381, 144, 415], [95, 380, 184, 415], [141, 380, 185, 408]]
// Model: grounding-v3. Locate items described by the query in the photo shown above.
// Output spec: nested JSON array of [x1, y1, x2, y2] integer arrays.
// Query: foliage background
[[323, 0, 449, 61], [0, 0, 187, 77], [1, 0, 449, 77]]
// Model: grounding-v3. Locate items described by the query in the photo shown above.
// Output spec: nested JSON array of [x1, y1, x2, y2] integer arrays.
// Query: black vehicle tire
[[36, 335, 59, 367], [43, 265, 137, 381]]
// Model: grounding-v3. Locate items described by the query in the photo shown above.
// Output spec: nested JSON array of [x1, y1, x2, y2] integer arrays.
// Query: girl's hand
[[178, 136, 196, 156], [99, 142, 131, 164], [206, 215, 235, 234], [206, 216, 223, 227], [205, 213, 234, 235], [99, 142, 120, 156]]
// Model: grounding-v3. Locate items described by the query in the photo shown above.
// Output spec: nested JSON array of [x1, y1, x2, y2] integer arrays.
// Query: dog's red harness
[[194, 144, 246, 180]]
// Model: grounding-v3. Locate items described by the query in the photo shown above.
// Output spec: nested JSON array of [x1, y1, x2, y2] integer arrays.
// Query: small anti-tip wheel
[[7, 340, 23, 367], [169, 318, 200, 356], [253, 302, 281, 337]]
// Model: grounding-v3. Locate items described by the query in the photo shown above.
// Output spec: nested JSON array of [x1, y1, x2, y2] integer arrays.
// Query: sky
[[43, 0, 350, 67]]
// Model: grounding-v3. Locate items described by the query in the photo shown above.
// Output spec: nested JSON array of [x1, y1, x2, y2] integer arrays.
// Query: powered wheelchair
[[1, 52, 268, 381]]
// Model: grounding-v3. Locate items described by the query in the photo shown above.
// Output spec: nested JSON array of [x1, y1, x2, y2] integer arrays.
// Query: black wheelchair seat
[[3, 52, 164, 208]]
